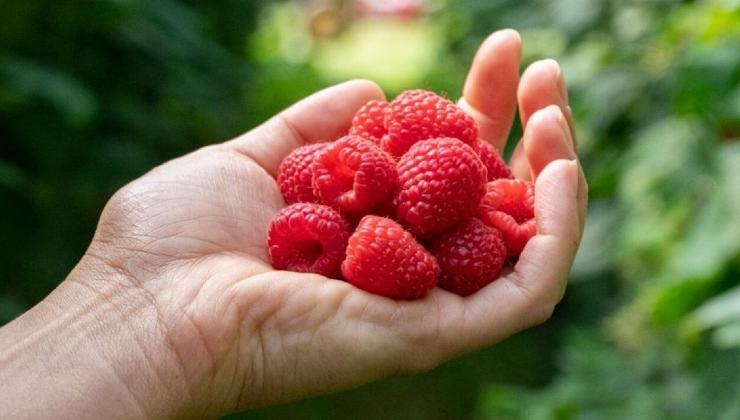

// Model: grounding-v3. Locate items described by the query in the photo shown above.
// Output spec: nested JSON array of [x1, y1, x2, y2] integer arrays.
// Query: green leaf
[[0, 296, 27, 326], [693, 285, 740, 331], [0, 160, 27, 191], [669, 143, 740, 279], [651, 278, 717, 325], [0, 56, 97, 126], [571, 200, 620, 280], [712, 321, 740, 349]]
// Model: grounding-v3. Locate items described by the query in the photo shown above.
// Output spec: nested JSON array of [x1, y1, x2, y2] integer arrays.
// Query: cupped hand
[[3, 30, 587, 419]]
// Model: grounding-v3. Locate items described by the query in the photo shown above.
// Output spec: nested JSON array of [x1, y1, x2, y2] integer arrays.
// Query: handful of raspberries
[[268, 89, 536, 300]]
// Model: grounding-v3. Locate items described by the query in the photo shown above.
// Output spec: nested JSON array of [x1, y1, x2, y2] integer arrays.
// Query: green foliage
[[0, 0, 257, 321], [1, 0, 739, 418], [469, 0, 740, 418], [476, 330, 740, 420]]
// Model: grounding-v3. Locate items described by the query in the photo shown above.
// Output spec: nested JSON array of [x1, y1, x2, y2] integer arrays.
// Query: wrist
[[0, 258, 193, 419]]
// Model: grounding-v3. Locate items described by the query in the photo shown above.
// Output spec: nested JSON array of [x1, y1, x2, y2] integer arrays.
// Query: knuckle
[[105, 181, 147, 217], [93, 181, 154, 251]]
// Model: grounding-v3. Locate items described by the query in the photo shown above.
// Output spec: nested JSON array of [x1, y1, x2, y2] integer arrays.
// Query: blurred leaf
[[0, 295, 27, 325], [713, 321, 740, 349], [651, 278, 716, 325], [579, 68, 645, 131], [520, 28, 568, 63], [619, 117, 707, 203], [668, 143, 740, 279], [548, 0, 603, 35], [559, 37, 611, 89], [0, 56, 96, 126], [694, 285, 740, 336], [571, 200, 620, 280], [0, 160, 27, 191]]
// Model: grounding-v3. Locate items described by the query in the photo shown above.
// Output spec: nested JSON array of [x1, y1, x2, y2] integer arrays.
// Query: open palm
[[69, 30, 587, 418]]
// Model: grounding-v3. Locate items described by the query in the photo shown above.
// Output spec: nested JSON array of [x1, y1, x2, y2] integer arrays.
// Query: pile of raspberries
[[268, 89, 535, 300]]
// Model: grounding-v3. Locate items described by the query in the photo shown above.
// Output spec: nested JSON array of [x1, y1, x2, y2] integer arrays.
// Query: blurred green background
[[1, 0, 739, 418]]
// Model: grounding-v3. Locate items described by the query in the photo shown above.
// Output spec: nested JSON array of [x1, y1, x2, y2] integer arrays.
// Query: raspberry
[[268, 203, 350, 277], [277, 143, 329, 204], [430, 218, 506, 296], [312, 135, 397, 215], [382, 89, 478, 157], [341, 216, 439, 299], [477, 141, 513, 181], [478, 179, 536, 257], [396, 137, 487, 237], [349, 100, 389, 144]]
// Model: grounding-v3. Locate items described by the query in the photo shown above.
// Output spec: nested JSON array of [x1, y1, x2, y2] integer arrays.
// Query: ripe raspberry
[[341, 216, 439, 300], [277, 143, 329, 204], [477, 141, 513, 181], [382, 89, 479, 157], [478, 179, 536, 257], [396, 137, 487, 237], [312, 135, 397, 214], [349, 100, 389, 144], [268, 203, 350, 277], [430, 218, 506, 296]]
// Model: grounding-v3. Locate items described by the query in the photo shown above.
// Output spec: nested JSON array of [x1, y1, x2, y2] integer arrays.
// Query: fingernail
[[555, 109, 576, 157], [568, 159, 579, 196], [553, 62, 568, 104], [497, 28, 521, 43]]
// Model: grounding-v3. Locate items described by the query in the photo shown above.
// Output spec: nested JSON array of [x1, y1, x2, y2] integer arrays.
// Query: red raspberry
[[478, 179, 536, 257], [341, 216, 439, 300], [382, 89, 478, 157], [430, 218, 506, 296], [277, 143, 329, 204], [477, 141, 513, 181], [349, 100, 389, 144], [396, 137, 487, 237], [268, 203, 350, 277], [312, 135, 397, 215]]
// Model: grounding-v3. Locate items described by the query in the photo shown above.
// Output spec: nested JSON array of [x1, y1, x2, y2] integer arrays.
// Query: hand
[[0, 29, 587, 419]]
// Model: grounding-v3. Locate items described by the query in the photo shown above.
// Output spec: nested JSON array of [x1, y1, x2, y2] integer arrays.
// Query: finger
[[461, 159, 580, 350], [509, 59, 575, 179], [226, 80, 385, 176], [458, 29, 521, 151], [508, 145, 532, 181], [522, 105, 587, 233], [518, 59, 573, 138], [522, 105, 575, 180]]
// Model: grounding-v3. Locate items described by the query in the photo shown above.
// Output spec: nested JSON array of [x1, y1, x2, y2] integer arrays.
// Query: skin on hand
[[0, 29, 587, 419]]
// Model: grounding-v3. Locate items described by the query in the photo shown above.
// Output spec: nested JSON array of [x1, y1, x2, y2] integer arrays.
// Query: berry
[[430, 218, 506, 296], [268, 203, 350, 277], [277, 143, 329, 204], [477, 141, 513, 181], [341, 216, 439, 300], [312, 135, 397, 214], [382, 89, 479, 157], [478, 179, 536, 257], [349, 100, 389, 144], [396, 137, 487, 237]]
